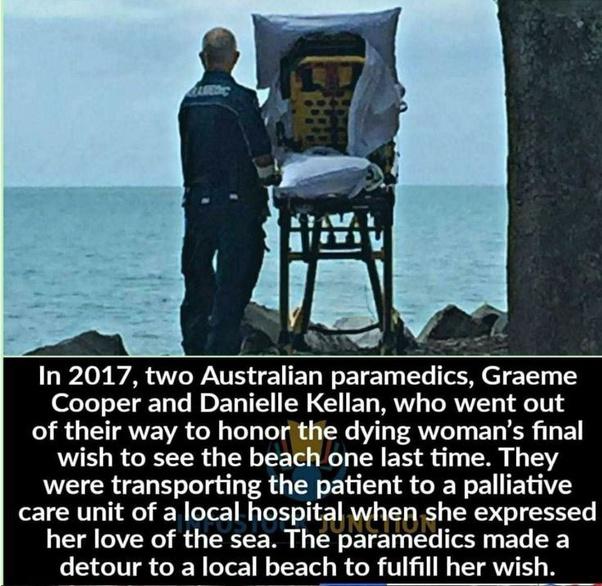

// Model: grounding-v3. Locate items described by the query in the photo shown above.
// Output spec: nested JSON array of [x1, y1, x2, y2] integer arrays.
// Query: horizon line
[[4, 183, 508, 189]]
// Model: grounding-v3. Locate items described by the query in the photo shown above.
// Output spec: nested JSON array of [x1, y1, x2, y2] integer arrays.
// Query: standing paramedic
[[178, 28, 279, 355]]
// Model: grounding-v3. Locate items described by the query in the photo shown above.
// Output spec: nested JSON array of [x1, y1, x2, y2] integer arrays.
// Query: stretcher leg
[[381, 206, 395, 353], [293, 218, 322, 350], [278, 208, 291, 347], [356, 211, 384, 326]]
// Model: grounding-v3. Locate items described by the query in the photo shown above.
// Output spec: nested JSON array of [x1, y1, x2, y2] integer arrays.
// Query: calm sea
[[4, 186, 507, 355]]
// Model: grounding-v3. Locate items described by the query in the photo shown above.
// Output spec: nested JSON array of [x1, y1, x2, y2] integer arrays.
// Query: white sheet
[[274, 150, 384, 200], [252, 9, 406, 159], [253, 9, 401, 88]]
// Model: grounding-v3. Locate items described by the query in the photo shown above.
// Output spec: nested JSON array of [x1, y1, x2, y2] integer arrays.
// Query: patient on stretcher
[[276, 147, 384, 200], [253, 11, 407, 200]]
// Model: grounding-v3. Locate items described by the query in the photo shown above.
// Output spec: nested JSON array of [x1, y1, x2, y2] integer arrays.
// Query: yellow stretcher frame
[[289, 55, 365, 153]]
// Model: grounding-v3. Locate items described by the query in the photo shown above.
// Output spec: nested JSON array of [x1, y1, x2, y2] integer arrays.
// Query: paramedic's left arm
[[178, 104, 188, 185], [239, 91, 280, 186]]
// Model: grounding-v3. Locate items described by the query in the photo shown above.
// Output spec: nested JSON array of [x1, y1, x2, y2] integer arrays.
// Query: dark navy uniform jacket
[[178, 71, 272, 208]]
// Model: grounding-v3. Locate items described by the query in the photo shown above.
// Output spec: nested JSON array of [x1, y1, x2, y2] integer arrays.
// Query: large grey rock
[[418, 334, 509, 356], [306, 323, 360, 354], [26, 330, 128, 356], [241, 303, 282, 346], [239, 326, 280, 355], [332, 315, 417, 351], [332, 316, 380, 349], [471, 304, 506, 333], [242, 302, 358, 354], [418, 305, 490, 343], [491, 313, 509, 336]]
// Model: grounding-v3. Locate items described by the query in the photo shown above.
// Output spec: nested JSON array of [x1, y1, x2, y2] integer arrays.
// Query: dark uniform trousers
[[180, 188, 265, 355]]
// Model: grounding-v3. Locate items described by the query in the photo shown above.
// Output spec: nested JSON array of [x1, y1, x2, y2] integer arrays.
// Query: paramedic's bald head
[[200, 27, 239, 72]]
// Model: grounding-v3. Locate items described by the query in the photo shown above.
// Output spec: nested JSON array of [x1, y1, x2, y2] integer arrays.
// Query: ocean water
[[4, 186, 507, 355]]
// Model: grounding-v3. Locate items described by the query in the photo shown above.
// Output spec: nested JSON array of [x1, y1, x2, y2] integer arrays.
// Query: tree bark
[[499, 0, 602, 354]]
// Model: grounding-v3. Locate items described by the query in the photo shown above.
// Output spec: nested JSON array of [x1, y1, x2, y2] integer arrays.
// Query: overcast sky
[[4, 0, 506, 186]]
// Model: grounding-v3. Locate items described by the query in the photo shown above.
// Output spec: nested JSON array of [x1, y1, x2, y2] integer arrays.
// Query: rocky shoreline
[[26, 302, 508, 356]]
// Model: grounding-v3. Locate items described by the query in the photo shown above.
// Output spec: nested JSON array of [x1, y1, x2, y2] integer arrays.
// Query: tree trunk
[[499, 0, 602, 354]]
